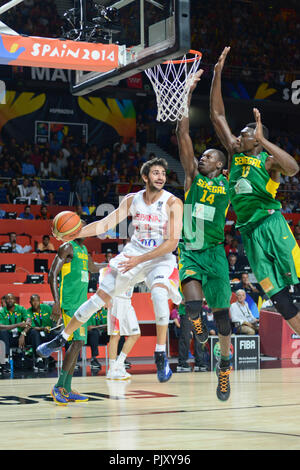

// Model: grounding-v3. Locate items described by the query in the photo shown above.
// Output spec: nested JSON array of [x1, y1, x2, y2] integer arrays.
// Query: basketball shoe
[[65, 390, 89, 402], [51, 386, 69, 406], [107, 364, 131, 380], [189, 315, 209, 344], [37, 333, 67, 358], [154, 351, 172, 382], [216, 362, 232, 401]]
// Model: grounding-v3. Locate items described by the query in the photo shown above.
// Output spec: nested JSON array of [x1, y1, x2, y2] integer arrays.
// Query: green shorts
[[242, 211, 300, 298], [178, 242, 231, 309], [62, 308, 87, 344]]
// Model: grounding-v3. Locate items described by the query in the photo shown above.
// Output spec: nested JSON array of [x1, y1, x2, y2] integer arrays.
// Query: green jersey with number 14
[[182, 173, 229, 251]]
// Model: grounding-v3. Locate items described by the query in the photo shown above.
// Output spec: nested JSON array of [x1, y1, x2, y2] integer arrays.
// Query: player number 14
[[200, 190, 215, 205]]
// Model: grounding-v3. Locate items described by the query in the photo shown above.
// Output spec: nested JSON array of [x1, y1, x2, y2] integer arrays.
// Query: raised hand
[[188, 69, 204, 95], [253, 107, 264, 142], [214, 46, 231, 74]]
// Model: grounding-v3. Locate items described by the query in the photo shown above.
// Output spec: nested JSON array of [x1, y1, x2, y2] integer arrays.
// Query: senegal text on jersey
[[196, 179, 227, 194], [234, 155, 262, 168]]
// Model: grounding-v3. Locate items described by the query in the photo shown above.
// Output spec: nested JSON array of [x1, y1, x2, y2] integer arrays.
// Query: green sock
[[55, 369, 68, 389], [64, 373, 73, 393]]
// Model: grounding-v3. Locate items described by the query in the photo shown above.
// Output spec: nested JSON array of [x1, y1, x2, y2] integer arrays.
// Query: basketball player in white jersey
[[38, 157, 183, 383], [98, 265, 140, 381]]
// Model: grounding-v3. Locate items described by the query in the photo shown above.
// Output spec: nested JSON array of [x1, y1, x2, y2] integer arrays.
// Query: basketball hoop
[[145, 50, 202, 122]]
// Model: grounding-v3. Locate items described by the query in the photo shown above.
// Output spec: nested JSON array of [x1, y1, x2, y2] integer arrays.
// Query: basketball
[[52, 211, 82, 241]]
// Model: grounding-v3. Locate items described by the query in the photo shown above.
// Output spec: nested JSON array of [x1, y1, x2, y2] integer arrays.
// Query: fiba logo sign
[[0, 80, 6, 104], [240, 340, 256, 349]]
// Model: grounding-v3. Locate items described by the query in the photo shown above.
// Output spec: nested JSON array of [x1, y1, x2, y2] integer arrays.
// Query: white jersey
[[129, 189, 173, 251]]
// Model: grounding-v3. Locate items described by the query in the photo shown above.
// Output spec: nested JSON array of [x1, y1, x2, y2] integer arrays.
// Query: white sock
[[155, 344, 166, 352], [109, 359, 116, 370], [62, 331, 70, 340], [116, 351, 127, 366]]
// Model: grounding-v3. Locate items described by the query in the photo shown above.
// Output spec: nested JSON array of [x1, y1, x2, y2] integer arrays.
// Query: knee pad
[[151, 286, 169, 326], [271, 287, 298, 321], [214, 309, 232, 336], [74, 294, 105, 323], [185, 300, 202, 320]]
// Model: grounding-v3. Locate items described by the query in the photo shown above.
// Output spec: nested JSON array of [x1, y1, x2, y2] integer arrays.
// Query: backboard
[[70, 0, 191, 95]]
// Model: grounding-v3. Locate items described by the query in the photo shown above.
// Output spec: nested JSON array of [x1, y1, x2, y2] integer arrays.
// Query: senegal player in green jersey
[[176, 70, 233, 401], [210, 47, 300, 340], [46, 238, 104, 405]]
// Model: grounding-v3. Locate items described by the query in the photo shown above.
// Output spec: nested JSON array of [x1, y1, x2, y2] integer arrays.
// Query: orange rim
[[162, 49, 202, 65]]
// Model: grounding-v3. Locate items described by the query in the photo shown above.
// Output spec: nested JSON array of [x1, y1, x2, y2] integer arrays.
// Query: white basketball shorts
[[99, 241, 181, 305], [107, 296, 140, 336]]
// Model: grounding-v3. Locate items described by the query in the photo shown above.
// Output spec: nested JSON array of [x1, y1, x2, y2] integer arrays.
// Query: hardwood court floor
[[1, 365, 300, 450]]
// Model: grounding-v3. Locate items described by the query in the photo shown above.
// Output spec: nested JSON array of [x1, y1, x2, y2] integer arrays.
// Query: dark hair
[[246, 122, 269, 140], [140, 157, 168, 178], [214, 149, 227, 169]]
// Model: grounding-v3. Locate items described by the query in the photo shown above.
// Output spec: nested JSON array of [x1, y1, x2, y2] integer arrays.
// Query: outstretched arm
[[73, 193, 134, 240], [210, 47, 237, 166], [176, 70, 203, 191], [253, 108, 299, 177]]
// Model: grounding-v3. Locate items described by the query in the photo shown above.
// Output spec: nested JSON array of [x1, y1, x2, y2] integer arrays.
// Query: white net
[[145, 51, 202, 122]]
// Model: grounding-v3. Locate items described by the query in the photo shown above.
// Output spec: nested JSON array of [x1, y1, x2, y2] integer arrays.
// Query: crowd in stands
[[2, 0, 62, 38], [192, 0, 300, 83]]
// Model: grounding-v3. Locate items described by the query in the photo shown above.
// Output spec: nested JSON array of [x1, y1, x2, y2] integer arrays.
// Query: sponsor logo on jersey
[[140, 238, 157, 247]]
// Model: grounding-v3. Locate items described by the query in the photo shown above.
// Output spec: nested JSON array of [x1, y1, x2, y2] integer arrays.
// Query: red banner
[[0, 34, 119, 72], [126, 73, 143, 89]]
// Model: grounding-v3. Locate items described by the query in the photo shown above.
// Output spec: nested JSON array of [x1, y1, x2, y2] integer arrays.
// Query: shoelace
[[59, 387, 69, 397], [219, 369, 231, 393], [192, 317, 204, 335]]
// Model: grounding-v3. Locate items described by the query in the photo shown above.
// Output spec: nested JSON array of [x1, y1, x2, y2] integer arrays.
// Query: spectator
[[37, 235, 55, 252], [56, 150, 68, 177], [26, 294, 57, 371], [19, 205, 34, 220], [39, 154, 53, 178], [233, 272, 263, 304], [75, 172, 92, 206], [225, 237, 239, 257], [18, 177, 32, 198], [50, 154, 62, 178], [91, 164, 109, 205], [230, 289, 259, 335], [281, 200, 293, 214], [30, 179, 45, 204], [0, 294, 32, 373], [46, 191, 56, 205], [35, 204, 52, 220], [0, 160, 15, 178], [6, 177, 21, 203], [30, 144, 42, 171], [22, 156, 36, 177], [2, 232, 32, 253], [228, 253, 240, 279], [86, 308, 109, 369]]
